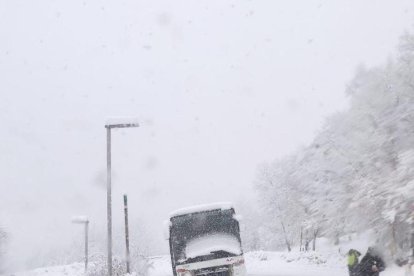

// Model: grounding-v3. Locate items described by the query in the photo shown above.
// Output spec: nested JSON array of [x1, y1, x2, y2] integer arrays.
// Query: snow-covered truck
[[167, 203, 246, 276]]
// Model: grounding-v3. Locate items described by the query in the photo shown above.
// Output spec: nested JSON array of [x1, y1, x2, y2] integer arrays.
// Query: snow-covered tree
[[255, 31, 414, 259], [255, 156, 308, 251]]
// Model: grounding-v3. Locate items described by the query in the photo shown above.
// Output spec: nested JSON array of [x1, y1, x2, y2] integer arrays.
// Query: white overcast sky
[[1, 0, 414, 270]]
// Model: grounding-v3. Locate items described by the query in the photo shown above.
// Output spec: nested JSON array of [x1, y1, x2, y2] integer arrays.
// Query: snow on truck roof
[[169, 202, 234, 218]]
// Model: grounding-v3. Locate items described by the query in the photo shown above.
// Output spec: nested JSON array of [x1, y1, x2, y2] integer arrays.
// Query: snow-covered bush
[[280, 251, 327, 265], [87, 254, 126, 276], [87, 251, 151, 276]]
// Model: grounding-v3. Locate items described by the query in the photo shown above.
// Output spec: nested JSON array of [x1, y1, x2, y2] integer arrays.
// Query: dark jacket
[[356, 252, 385, 276]]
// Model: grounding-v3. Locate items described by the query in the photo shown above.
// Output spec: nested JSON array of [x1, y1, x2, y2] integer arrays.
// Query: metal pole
[[411, 229, 414, 261], [409, 223, 414, 274], [124, 194, 131, 274], [107, 127, 112, 276], [85, 221, 89, 272], [105, 120, 138, 275]]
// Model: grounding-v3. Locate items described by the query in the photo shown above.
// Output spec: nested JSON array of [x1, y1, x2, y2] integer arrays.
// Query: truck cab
[[167, 203, 247, 276]]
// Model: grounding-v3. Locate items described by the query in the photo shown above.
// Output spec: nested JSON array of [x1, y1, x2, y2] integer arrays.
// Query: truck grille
[[194, 266, 230, 276]]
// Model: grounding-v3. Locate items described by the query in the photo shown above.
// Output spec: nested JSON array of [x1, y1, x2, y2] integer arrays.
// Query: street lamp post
[[105, 119, 139, 276], [123, 194, 131, 274], [72, 216, 89, 272]]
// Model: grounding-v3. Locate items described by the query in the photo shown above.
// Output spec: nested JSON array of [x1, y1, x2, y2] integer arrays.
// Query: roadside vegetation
[[254, 32, 414, 263]]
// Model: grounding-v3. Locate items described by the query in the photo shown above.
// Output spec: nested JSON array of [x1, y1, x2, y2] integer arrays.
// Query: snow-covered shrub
[[280, 251, 327, 265], [87, 254, 126, 276], [86, 251, 151, 276]]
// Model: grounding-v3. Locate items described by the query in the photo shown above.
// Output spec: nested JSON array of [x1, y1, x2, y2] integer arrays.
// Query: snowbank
[[8, 250, 408, 276], [245, 251, 346, 276], [382, 266, 406, 276], [11, 262, 85, 276], [147, 256, 171, 276]]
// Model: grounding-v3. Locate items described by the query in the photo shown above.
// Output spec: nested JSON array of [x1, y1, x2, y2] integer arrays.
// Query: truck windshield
[[169, 208, 241, 264]]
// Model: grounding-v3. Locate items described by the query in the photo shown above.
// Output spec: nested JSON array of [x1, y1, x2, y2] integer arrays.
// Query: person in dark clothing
[[347, 249, 361, 276], [356, 247, 386, 276]]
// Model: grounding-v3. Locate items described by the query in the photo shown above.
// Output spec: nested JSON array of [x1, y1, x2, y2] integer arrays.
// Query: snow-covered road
[[8, 251, 405, 276], [147, 252, 347, 276]]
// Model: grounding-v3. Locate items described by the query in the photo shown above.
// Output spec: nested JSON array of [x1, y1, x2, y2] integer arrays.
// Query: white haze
[[0, 0, 414, 271]]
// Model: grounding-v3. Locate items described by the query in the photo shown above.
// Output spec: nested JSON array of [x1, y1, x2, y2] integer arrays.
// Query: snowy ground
[[7, 251, 407, 276], [7, 262, 85, 276], [148, 251, 409, 276]]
